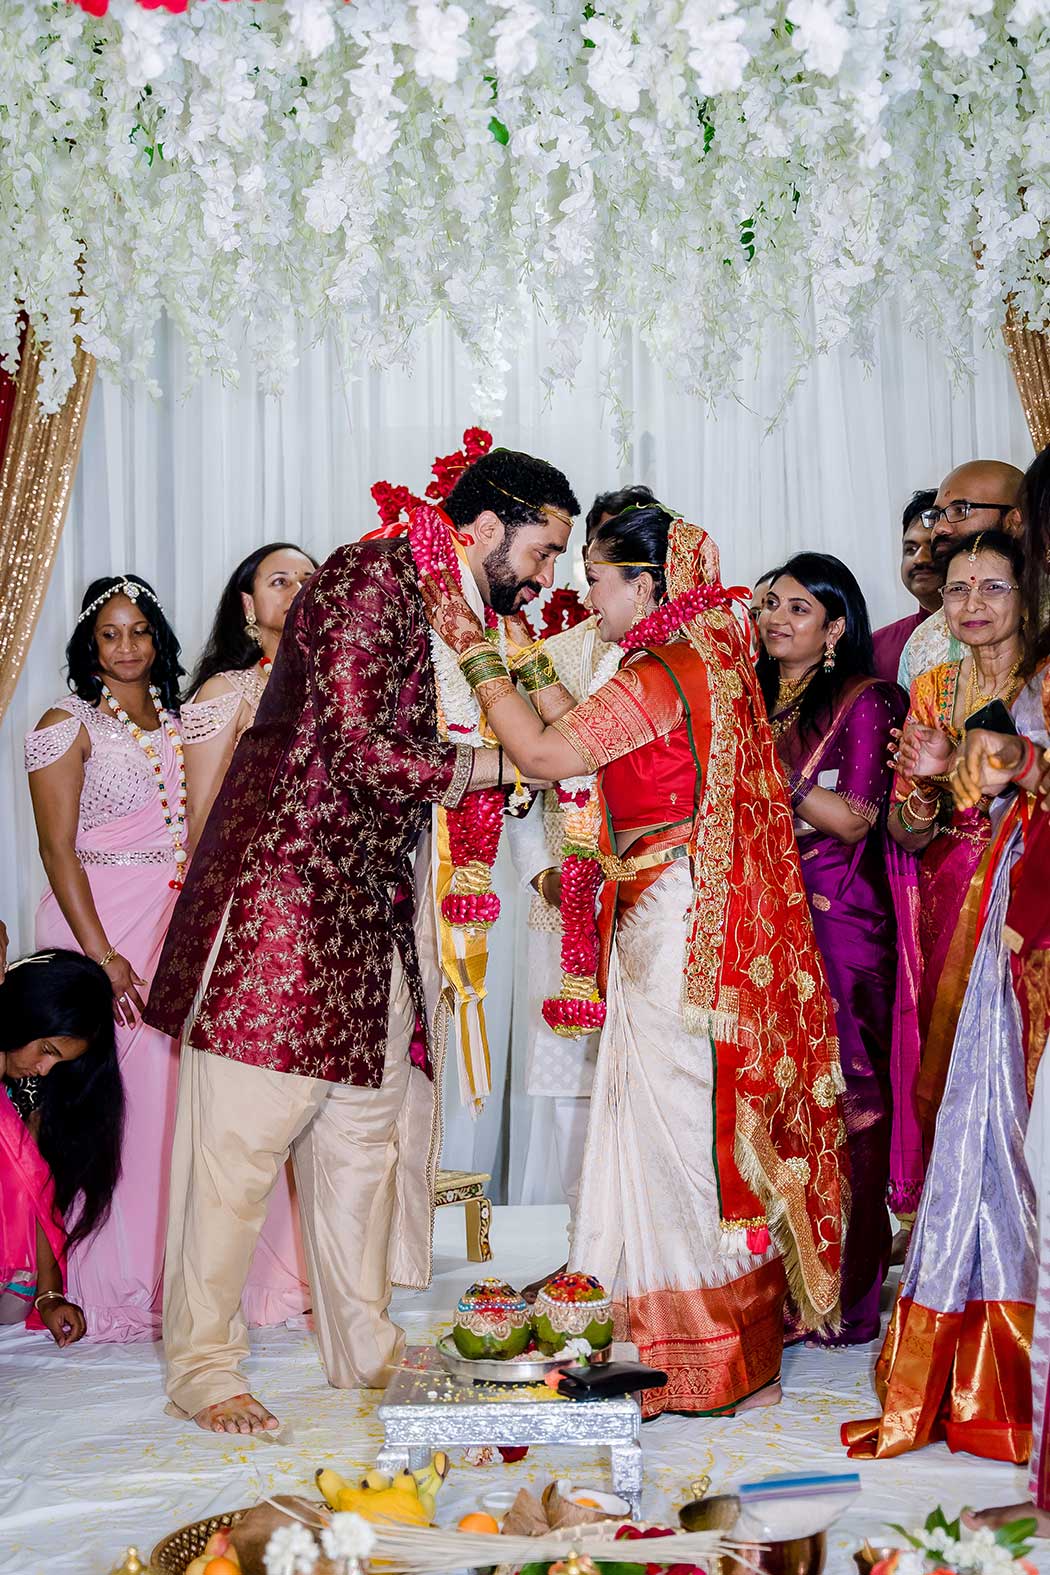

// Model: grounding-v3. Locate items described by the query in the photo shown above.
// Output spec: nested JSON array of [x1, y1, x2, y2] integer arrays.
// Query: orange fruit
[[204, 1560, 241, 1575], [458, 1513, 500, 1534]]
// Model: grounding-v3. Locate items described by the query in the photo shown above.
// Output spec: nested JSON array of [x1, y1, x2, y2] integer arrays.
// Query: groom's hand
[[420, 569, 487, 655]]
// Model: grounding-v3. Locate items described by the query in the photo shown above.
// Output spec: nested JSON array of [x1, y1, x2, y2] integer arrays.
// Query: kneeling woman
[[1, 949, 122, 1345], [424, 507, 849, 1417]]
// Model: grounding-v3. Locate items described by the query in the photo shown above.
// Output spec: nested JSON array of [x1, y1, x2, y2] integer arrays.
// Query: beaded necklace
[[100, 683, 188, 888]]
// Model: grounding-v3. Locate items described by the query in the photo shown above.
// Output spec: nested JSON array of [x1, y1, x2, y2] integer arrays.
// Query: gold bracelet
[[98, 946, 117, 969], [34, 1289, 65, 1310], [537, 867, 558, 904], [904, 788, 938, 821]]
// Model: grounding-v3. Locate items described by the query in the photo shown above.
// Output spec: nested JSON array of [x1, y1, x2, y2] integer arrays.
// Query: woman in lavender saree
[[759, 554, 906, 1345], [843, 658, 1048, 1464]]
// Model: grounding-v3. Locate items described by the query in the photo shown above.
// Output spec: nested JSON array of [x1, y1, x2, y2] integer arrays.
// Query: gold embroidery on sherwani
[[147, 539, 461, 1088]]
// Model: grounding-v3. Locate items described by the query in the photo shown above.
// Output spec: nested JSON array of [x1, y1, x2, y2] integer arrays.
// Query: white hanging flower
[[585, 17, 641, 113], [678, 0, 750, 95], [786, 0, 851, 78], [264, 1522, 320, 1575], [114, 0, 177, 88], [320, 1512, 378, 1562], [284, 0, 337, 59], [412, 0, 470, 84], [494, 0, 541, 78]]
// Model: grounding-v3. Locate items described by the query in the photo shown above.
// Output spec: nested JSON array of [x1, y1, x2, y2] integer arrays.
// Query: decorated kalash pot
[[452, 1278, 532, 1360], [533, 1272, 613, 1356]]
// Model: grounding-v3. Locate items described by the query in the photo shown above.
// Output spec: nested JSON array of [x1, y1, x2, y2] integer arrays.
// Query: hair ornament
[[75, 579, 163, 628], [6, 952, 57, 972]]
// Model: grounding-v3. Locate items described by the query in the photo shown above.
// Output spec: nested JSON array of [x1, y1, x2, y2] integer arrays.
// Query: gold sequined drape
[[0, 333, 96, 726], [1002, 306, 1050, 452]]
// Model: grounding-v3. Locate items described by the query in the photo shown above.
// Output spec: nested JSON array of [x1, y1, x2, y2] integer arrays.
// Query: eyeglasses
[[920, 500, 1014, 529], [941, 578, 1018, 603]]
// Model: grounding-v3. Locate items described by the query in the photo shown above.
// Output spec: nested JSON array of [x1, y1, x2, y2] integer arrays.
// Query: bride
[[424, 504, 849, 1417]]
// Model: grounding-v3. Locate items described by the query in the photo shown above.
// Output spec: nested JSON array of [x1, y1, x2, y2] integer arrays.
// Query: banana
[[411, 1451, 451, 1518], [360, 1469, 393, 1491], [316, 1467, 353, 1511], [334, 1484, 431, 1526]]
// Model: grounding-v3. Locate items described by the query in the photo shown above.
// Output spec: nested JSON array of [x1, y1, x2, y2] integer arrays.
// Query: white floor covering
[[0, 1204, 1045, 1575]]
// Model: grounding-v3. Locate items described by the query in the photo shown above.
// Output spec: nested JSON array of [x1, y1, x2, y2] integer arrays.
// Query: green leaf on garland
[[489, 115, 510, 145]]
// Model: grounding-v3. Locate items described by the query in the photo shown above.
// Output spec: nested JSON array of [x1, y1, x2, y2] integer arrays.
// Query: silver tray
[[435, 1333, 609, 1385]]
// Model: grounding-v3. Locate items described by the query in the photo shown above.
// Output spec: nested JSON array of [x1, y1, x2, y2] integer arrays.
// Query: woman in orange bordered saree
[[422, 504, 849, 1418]]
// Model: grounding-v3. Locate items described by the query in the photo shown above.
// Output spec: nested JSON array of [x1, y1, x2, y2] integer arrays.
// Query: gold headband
[[587, 559, 661, 568], [486, 480, 574, 529]]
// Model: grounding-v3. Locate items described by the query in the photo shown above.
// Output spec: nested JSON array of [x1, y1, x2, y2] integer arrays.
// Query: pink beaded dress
[[25, 696, 183, 1341]]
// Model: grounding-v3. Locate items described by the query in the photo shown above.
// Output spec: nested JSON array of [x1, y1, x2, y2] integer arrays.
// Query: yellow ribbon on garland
[[433, 799, 493, 1112]]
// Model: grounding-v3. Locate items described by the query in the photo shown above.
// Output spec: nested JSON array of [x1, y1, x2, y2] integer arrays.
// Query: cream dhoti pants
[[163, 952, 415, 1418]]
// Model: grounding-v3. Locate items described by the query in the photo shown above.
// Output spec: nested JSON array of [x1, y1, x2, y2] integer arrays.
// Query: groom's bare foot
[[192, 1392, 279, 1435], [963, 1503, 1050, 1538]]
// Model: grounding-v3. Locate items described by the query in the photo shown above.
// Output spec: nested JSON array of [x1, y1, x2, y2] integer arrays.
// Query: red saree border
[[617, 1257, 787, 1419]]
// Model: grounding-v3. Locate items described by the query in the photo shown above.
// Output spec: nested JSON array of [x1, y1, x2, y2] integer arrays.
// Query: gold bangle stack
[[516, 648, 559, 694], [459, 642, 511, 691]]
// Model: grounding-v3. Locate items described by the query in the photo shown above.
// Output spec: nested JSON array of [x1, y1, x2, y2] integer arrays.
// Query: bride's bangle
[[34, 1289, 65, 1311]]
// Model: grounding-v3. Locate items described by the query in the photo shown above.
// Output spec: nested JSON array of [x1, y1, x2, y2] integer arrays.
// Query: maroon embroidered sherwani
[[146, 538, 473, 1419], [148, 536, 470, 1079]]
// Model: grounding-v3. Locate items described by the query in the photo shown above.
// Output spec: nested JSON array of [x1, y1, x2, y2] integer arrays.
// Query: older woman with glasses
[[889, 529, 1026, 1157]]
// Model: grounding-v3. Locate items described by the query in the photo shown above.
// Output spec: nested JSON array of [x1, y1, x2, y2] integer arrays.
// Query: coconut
[[451, 1278, 532, 1360], [533, 1272, 613, 1356]]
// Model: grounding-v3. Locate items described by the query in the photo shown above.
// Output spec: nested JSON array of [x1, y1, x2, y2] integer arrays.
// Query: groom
[[146, 449, 578, 1435]]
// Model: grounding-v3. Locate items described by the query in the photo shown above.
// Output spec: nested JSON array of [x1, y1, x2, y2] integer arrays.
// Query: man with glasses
[[897, 459, 1024, 690], [872, 489, 938, 683]]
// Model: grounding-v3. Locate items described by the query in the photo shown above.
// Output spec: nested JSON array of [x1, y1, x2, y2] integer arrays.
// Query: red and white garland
[[541, 642, 621, 1039], [407, 502, 507, 932]]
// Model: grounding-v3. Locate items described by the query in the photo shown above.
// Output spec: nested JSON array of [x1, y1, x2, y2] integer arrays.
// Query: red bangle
[[1012, 736, 1037, 784]]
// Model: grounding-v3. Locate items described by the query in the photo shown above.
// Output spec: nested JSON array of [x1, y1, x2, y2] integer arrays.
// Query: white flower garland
[[429, 620, 508, 747], [4, 0, 1050, 418]]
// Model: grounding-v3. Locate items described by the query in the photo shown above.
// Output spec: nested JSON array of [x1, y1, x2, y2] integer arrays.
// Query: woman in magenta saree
[[759, 553, 907, 1344]]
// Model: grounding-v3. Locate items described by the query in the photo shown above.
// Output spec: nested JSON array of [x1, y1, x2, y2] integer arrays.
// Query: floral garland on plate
[[542, 578, 746, 1037]]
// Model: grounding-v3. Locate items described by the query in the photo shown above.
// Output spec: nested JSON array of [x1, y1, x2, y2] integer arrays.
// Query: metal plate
[[434, 1333, 609, 1385]]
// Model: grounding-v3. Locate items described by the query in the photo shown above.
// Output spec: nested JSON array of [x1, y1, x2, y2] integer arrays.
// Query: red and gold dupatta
[[666, 521, 848, 1330]]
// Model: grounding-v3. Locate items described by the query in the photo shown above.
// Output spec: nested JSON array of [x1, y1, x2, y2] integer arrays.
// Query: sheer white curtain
[[0, 303, 1030, 1198]]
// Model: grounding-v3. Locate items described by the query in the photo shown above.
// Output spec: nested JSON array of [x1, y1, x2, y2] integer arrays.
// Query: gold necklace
[[772, 669, 815, 739], [965, 653, 1022, 716]]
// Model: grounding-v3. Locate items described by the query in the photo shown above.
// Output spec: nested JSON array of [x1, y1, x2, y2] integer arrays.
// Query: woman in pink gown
[[180, 542, 316, 1324], [24, 574, 186, 1340]]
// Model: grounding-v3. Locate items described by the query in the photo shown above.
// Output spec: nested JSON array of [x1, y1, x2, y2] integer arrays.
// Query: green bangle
[[460, 651, 511, 690], [517, 650, 558, 694]]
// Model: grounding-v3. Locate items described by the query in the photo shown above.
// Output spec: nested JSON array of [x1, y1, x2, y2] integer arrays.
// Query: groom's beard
[[483, 538, 542, 615]]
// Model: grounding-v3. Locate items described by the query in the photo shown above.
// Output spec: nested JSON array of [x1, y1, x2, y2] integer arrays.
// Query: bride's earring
[[245, 605, 261, 645]]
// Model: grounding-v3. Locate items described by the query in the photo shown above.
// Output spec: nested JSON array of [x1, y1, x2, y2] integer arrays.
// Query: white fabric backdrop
[[0, 304, 1031, 1200]]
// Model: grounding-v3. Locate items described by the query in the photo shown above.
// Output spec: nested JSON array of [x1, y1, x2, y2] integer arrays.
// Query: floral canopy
[[4, 0, 1049, 412]]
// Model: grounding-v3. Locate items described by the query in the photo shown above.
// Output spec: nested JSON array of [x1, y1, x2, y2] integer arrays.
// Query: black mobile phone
[[963, 699, 1018, 737]]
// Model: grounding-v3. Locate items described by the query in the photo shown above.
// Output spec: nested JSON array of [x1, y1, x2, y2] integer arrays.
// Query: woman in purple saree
[[759, 554, 907, 1345]]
